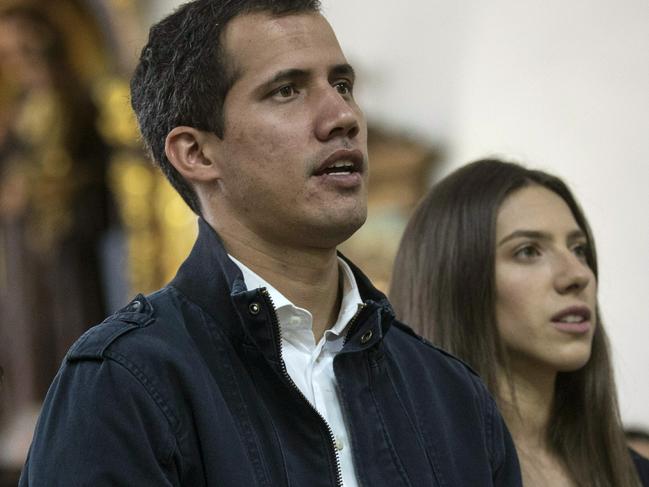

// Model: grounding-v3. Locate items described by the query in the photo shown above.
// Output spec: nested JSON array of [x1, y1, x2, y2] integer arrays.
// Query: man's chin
[[307, 211, 368, 249]]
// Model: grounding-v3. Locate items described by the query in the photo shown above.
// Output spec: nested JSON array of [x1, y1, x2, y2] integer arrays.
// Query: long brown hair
[[390, 158, 640, 486]]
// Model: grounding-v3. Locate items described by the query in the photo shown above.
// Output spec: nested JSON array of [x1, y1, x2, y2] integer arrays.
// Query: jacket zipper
[[261, 288, 344, 487], [342, 303, 367, 347]]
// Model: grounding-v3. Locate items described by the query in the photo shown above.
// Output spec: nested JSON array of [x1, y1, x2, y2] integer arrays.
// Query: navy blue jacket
[[20, 219, 522, 486], [632, 450, 649, 486]]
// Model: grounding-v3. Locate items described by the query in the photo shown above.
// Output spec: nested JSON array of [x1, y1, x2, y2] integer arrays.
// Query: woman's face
[[494, 185, 597, 376], [0, 18, 50, 87]]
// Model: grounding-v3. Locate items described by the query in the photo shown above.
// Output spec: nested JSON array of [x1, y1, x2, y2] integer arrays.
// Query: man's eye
[[274, 85, 298, 98], [334, 81, 352, 95]]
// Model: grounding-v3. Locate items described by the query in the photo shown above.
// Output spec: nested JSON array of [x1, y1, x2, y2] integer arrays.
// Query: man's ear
[[164, 126, 222, 183]]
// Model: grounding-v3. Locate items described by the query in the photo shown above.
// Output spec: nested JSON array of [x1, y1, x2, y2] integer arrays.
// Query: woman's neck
[[498, 364, 577, 487], [499, 365, 555, 449]]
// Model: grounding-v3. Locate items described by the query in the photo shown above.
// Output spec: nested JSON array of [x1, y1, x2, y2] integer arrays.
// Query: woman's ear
[[164, 126, 221, 183]]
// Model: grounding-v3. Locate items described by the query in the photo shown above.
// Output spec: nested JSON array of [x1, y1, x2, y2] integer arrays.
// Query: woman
[[390, 159, 649, 486], [0, 5, 113, 467]]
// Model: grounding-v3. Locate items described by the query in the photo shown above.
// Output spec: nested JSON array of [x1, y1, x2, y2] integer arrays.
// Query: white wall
[[149, 0, 649, 428], [325, 0, 649, 429]]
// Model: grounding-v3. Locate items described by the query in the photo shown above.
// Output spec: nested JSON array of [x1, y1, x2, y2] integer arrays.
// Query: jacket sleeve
[[19, 356, 181, 487]]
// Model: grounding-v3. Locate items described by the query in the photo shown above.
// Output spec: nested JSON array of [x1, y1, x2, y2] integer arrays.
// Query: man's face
[[211, 12, 368, 250]]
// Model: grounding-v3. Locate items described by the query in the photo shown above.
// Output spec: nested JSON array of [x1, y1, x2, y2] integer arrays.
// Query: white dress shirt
[[229, 255, 362, 487]]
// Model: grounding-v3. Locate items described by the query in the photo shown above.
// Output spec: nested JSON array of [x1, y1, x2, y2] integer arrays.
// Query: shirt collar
[[228, 255, 363, 338]]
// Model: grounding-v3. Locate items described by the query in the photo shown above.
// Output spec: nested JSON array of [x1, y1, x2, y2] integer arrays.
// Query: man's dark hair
[[130, 0, 321, 215]]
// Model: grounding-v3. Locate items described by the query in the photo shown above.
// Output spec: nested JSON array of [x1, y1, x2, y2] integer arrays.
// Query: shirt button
[[249, 302, 261, 315], [335, 436, 344, 451], [289, 316, 301, 326]]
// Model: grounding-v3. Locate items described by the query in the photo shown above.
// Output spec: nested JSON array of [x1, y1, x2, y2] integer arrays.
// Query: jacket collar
[[170, 218, 395, 349]]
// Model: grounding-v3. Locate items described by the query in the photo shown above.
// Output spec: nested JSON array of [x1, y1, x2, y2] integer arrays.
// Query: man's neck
[[218, 225, 343, 342]]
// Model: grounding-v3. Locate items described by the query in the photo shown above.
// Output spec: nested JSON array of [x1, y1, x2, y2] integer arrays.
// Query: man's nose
[[313, 86, 361, 142]]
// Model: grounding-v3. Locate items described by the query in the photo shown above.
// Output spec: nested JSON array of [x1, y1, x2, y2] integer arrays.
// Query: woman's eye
[[514, 245, 540, 260], [572, 243, 589, 260]]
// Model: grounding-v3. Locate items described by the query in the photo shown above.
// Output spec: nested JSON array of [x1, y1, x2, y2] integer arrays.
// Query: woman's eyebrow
[[497, 230, 551, 247], [498, 228, 586, 247]]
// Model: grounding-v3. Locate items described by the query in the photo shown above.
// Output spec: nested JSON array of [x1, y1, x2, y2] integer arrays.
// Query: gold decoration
[[93, 77, 141, 148]]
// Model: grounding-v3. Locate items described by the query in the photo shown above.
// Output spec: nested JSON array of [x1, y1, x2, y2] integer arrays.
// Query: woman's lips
[[552, 321, 591, 334], [551, 305, 592, 334]]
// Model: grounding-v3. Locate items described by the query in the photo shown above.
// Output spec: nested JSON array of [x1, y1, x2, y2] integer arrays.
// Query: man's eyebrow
[[498, 228, 586, 247], [255, 64, 356, 96], [255, 68, 309, 96], [264, 64, 355, 84], [266, 68, 309, 85], [330, 63, 355, 80]]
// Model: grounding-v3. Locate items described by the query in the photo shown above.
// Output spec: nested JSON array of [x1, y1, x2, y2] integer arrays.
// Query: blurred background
[[0, 0, 647, 482]]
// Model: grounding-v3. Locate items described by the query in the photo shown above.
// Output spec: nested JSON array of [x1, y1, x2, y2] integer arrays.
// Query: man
[[20, 1, 521, 485]]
